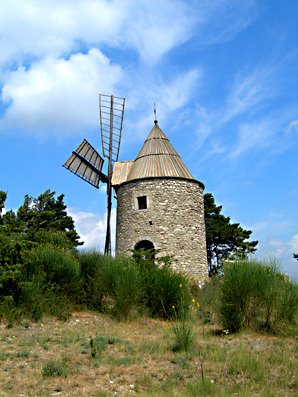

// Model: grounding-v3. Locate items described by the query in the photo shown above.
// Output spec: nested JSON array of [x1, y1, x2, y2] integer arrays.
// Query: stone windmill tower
[[112, 119, 208, 279]]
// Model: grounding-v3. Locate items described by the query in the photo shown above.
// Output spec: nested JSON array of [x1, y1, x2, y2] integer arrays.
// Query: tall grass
[[78, 252, 144, 319], [132, 250, 191, 319], [26, 246, 80, 317], [200, 259, 298, 333], [99, 255, 144, 320], [28, 246, 80, 292], [78, 250, 191, 320], [0, 246, 192, 323]]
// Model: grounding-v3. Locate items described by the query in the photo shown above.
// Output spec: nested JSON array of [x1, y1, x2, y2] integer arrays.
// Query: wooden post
[[104, 95, 113, 255]]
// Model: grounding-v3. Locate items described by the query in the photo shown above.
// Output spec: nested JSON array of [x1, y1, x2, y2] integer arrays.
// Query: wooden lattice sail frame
[[99, 94, 125, 255], [64, 94, 125, 256]]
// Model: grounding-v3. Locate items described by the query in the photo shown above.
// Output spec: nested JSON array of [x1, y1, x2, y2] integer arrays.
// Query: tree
[[0, 189, 82, 299], [204, 193, 258, 276], [0, 191, 6, 215], [16, 189, 82, 247]]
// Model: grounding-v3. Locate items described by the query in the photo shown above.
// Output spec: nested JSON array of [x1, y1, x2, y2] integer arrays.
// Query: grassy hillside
[[0, 311, 297, 397]]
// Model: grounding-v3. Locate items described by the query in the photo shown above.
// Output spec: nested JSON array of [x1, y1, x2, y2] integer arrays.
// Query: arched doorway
[[134, 240, 155, 261]]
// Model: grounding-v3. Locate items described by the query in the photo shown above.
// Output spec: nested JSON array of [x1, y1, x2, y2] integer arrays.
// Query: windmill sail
[[99, 94, 125, 166], [63, 139, 106, 188], [63, 94, 125, 257], [99, 94, 125, 255]]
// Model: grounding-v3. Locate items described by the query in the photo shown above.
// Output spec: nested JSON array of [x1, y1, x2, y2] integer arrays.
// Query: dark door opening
[[134, 240, 155, 260]]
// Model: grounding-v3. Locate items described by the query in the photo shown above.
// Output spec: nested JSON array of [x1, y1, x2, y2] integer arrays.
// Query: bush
[[139, 258, 191, 319], [78, 250, 192, 320], [172, 316, 193, 352], [78, 251, 107, 308], [213, 260, 298, 333], [32, 230, 73, 249], [0, 234, 25, 301], [42, 359, 69, 377], [100, 256, 144, 320], [20, 277, 72, 321], [78, 252, 144, 320], [28, 246, 80, 296], [146, 266, 191, 318]]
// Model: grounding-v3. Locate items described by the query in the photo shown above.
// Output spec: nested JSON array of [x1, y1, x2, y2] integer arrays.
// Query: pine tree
[[204, 193, 258, 276]]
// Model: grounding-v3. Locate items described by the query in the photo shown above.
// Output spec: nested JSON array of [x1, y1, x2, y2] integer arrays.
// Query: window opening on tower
[[137, 196, 147, 209]]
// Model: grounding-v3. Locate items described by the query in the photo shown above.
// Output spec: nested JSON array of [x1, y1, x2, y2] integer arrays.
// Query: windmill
[[63, 94, 125, 255]]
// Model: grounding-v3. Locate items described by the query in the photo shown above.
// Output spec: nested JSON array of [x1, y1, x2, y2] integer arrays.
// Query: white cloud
[[69, 207, 116, 252], [228, 120, 274, 159], [0, 0, 126, 66], [223, 68, 274, 123], [196, 0, 258, 45], [289, 234, 298, 253], [160, 69, 202, 112], [286, 119, 298, 134], [0, 0, 258, 141], [250, 213, 298, 277], [190, 59, 297, 161], [121, 68, 202, 142], [188, 64, 277, 156], [0, 0, 199, 67], [255, 235, 298, 278], [121, 0, 198, 63], [0, 49, 122, 136]]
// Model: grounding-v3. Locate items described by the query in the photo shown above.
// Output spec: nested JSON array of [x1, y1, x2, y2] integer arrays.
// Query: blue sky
[[1, 0, 297, 276]]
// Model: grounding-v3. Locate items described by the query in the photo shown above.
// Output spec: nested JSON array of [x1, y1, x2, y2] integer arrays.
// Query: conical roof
[[126, 121, 194, 181]]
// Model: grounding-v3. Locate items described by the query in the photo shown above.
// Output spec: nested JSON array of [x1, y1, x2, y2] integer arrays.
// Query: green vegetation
[[171, 317, 193, 352], [1, 190, 297, 336], [0, 311, 296, 396], [198, 259, 298, 334], [0, 189, 191, 323], [42, 359, 69, 377], [0, 189, 82, 322], [204, 193, 258, 275], [1, 189, 297, 396], [78, 250, 190, 320]]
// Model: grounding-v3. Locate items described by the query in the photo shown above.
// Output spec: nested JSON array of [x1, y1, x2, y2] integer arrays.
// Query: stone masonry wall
[[116, 178, 208, 278]]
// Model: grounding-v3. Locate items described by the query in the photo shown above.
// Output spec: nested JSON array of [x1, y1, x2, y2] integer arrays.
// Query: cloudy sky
[[1, 0, 297, 276]]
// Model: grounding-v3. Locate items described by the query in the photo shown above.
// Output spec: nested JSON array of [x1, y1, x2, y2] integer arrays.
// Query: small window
[[137, 196, 147, 210]]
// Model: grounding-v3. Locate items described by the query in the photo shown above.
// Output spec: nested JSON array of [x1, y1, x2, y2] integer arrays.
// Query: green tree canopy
[[0, 191, 6, 215], [15, 189, 82, 247], [0, 189, 82, 298], [204, 193, 258, 276]]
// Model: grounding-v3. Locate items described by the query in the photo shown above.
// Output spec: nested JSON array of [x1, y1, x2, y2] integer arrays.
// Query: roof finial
[[154, 102, 158, 124]]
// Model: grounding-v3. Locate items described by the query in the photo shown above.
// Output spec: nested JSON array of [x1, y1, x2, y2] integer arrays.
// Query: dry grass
[[0, 311, 297, 396]]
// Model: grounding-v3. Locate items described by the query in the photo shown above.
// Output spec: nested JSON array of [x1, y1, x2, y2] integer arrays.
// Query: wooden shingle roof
[[111, 121, 195, 186]]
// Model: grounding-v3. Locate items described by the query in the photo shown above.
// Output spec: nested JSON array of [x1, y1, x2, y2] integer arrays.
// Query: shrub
[[215, 260, 298, 333], [20, 277, 72, 321], [28, 246, 80, 296], [0, 234, 25, 301], [78, 251, 107, 308], [78, 252, 144, 320], [143, 264, 191, 319], [32, 230, 73, 249], [78, 250, 192, 320], [42, 360, 69, 377], [99, 256, 144, 320], [172, 317, 193, 352]]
